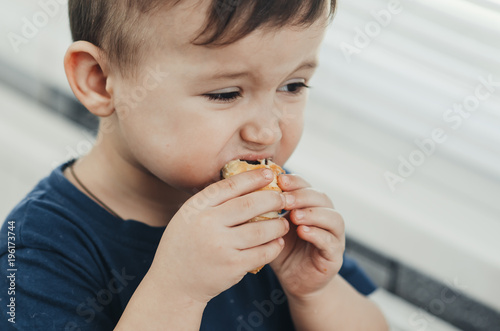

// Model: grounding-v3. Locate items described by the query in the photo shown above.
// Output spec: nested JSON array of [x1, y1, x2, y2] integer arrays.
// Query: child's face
[[109, 1, 329, 192]]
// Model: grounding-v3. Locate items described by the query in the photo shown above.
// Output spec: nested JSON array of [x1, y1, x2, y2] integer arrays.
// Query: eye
[[278, 82, 311, 94], [203, 90, 242, 103], [202, 82, 310, 103]]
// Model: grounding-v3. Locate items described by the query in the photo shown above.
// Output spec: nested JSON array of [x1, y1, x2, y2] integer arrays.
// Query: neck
[[65, 130, 191, 227]]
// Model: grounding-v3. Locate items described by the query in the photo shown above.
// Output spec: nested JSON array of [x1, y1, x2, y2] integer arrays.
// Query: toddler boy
[[1, 0, 388, 329]]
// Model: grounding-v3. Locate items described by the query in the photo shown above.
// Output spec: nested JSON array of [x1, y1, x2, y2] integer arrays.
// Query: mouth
[[241, 159, 270, 165], [219, 157, 273, 180], [237, 153, 274, 163]]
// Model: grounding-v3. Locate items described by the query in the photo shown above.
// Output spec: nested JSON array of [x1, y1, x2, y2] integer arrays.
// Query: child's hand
[[270, 174, 345, 299], [150, 169, 288, 305]]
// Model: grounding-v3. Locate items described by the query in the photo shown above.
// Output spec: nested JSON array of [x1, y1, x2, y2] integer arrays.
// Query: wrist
[[285, 276, 388, 331], [145, 265, 209, 308], [116, 268, 207, 330], [285, 275, 343, 309]]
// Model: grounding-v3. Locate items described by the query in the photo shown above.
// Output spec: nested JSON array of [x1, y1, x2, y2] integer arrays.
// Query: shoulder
[[1, 197, 107, 285], [0, 177, 117, 329], [0, 161, 104, 263], [4, 195, 87, 242]]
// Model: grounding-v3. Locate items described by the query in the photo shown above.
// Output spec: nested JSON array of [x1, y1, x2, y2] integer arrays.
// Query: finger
[[283, 188, 334, 210], [232, 218, 289, 249], [291, 208, 345, 240], [215, 190, 286, 226], [297, 225, 344, 262], [240, 237, 285, 272], [187, 168, 275, 210], [278, 174, 311, 192]]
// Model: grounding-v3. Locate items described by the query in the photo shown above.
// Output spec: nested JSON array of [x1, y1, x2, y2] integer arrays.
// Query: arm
[[116, 168, 288, 329], [0, 170, 286, 330], [286, 275, 388, 331], [271, 173, 388, 330], [115, 270, 206, 330]]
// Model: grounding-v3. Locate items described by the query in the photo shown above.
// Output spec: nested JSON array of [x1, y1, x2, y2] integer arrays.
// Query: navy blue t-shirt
[[0, 160, 376, 330]]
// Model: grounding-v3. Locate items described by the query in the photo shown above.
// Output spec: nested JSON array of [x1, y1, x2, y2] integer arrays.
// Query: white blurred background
[[1, 0, 499, 330], [293, 0, 500, 313]]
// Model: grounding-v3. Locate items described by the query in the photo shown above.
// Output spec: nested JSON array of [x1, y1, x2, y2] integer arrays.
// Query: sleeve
[[338, 254, 377, 295], [0, 202, 117, 331]]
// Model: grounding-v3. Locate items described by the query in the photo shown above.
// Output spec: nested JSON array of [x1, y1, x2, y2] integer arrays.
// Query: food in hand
[[221, 159, 285, 273]]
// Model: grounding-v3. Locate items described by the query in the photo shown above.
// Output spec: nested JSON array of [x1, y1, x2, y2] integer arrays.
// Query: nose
[[240, 105, 283, 147]]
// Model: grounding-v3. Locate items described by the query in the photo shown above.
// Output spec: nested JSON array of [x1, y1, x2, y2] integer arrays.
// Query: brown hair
[[69, 0, 336, 77]]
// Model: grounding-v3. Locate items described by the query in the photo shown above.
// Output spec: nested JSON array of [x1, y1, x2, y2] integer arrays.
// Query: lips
[[235, 154, 274, 163], [220, 156, 274, 180], [241, 159, 268, 165]]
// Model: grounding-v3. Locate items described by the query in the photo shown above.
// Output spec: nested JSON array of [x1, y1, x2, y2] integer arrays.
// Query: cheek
[[118, 103, 236, 189], [276, 105, 305, 165]]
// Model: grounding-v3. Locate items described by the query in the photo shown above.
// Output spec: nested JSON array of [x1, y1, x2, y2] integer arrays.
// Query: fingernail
[[285, 194, 295, 206], [263, 169, 273, 180], [278, 238, 285, 246], [280, 175, 290, 187], [302, 225, 310, 233], [295, 210, 304, 220]]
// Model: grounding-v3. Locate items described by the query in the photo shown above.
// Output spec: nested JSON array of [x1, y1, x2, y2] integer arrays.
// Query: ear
[[64, 41, 114, 117]]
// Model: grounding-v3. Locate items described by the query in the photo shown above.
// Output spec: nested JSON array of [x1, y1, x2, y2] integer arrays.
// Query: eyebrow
[[204, 60, 318, 81]]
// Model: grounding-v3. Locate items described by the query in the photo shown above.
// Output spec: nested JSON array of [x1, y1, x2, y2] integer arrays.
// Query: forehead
[[147, 0, 328, 78]]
